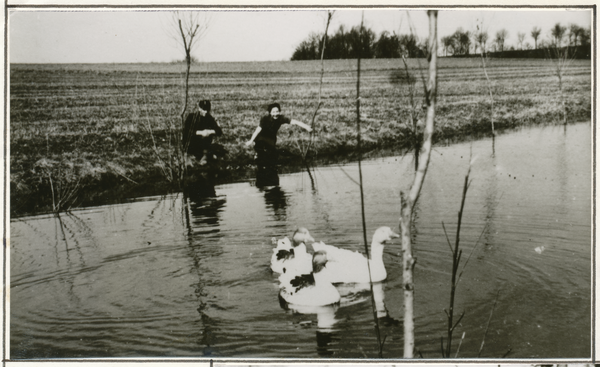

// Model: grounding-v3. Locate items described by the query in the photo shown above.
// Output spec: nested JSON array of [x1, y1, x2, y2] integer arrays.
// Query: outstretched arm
[[290, 119, 313, 132], [245, 126, 262, 146]]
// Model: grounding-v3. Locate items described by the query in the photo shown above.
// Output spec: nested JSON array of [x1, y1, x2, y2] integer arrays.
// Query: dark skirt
[[253, 141, 279, 168]]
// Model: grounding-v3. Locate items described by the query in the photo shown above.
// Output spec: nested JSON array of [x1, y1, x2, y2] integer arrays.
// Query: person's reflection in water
[[184, 172, 226, 229], [182, 172, 226, 356], [256, 165, 279, 188], [256, 167, 288, 222], [185, 171, 217, 200], [278, 296, 341, 357]]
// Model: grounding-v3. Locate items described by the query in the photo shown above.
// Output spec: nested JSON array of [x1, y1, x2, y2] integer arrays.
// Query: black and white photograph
[[4, 2, 595, 364]]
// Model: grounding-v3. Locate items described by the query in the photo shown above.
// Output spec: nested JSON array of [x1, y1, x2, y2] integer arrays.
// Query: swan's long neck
[[313, 271, 326, 285], [294, 243, 308, 257], [369, 241, 385, 266]]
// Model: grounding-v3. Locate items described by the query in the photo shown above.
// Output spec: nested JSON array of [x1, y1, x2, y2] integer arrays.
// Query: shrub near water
[[10, 58, 591, 216]]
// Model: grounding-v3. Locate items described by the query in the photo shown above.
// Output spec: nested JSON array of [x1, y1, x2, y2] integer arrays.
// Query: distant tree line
[[292, 21, 591, 61], [291, 25, 427, 60], [442, 22, 591, 57]]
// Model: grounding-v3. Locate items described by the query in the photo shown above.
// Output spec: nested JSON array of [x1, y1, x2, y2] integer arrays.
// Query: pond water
[[10, 122, 592, 359]]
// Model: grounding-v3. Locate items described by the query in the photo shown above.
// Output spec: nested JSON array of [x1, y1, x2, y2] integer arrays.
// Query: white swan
[[279, 251, 341, 307], [270, 228, 314, 275], [312, 226, 400, 284]]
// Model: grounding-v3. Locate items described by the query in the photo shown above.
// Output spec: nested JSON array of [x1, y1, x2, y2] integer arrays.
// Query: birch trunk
[[401, 10, 438, 358]]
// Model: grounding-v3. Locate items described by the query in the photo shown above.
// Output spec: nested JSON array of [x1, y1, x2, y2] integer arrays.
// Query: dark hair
[[267, 103, 281, 113], [198, 100, 211, 112]]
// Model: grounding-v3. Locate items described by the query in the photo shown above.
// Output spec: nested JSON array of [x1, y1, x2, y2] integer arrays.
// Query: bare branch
[[478, 289, 501, 357], [456, 221, 489, 284], [454, 332, 466, 358], [441, 221, 455, 254], [304, 10, 334, 158], [451, 310, 465, 331], [173, 11, 211, 58]]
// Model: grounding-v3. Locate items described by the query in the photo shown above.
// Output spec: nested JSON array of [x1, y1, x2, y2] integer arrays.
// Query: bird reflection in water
[[336, 282, 401, 327], [278, 295, 341, 357], [276, 281, 399, 356]]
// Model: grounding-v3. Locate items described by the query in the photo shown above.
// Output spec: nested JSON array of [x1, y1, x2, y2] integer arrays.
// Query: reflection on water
[[183, 172, 226, 356], [279, 294, 343, 357], [262, 186, 287, 222], [186, 172, 218, 198], [256, 165, 280, 188], [10, 122, 591, 359], [254, 166, 288, 221], [277, 276, 398, 357]]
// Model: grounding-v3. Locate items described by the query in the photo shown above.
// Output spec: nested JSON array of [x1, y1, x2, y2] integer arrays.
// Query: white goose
[[270, 228, 314, 275], [278, 251, 341, 307], [312, 226, 400, 284], [270, 237, 293, 274]]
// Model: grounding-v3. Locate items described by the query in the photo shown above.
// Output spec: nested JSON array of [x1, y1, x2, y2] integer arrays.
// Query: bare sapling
[[402, 11, 431, 171], [34, 157, 83, 214], [134, 81, 175, 182], [32, 136, 88, 214], [399, 54, 424, 171], [298, 11, 333, 189], [398, 10, 438, 358], [439, 158, 496, 358], [545, 24, 576, 126], [440, 169, 469, 357], [47, 169, 81, 214], [166, 11, 210, 182], [476, 23, 495, 138], [302, 10, 334, 161], [354, 11, 385, 358], [440, 162, 472, 357]]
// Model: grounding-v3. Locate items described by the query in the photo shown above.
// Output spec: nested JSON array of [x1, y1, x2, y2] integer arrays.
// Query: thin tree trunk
[[558, 72, 566, 125], [400, 55, 420, 171], [304, 11, 333, 158], [177, 18, 199, 182], [444, 172, 469, 357], [180, 52, 192, 181], [399, 193, 416, 357], [400, 10, 438, 358], [547, 44, 573, 128], [479, 52, 495, 136], [356, 12, 383, 357]]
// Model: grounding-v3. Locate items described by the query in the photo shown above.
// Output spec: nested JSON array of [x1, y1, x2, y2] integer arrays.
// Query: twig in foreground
[[478, 289, 501, 357]]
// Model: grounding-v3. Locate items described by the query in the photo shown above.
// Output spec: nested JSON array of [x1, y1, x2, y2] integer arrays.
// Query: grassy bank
[[10, 58, 591, 217]]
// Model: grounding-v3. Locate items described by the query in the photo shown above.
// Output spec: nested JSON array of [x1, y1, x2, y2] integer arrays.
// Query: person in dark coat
[[245, 102, 312, 167], [183, 100, 223, 166]]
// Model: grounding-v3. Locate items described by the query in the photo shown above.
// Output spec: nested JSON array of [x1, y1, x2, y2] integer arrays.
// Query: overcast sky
[[8, 7, 592, 63]]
